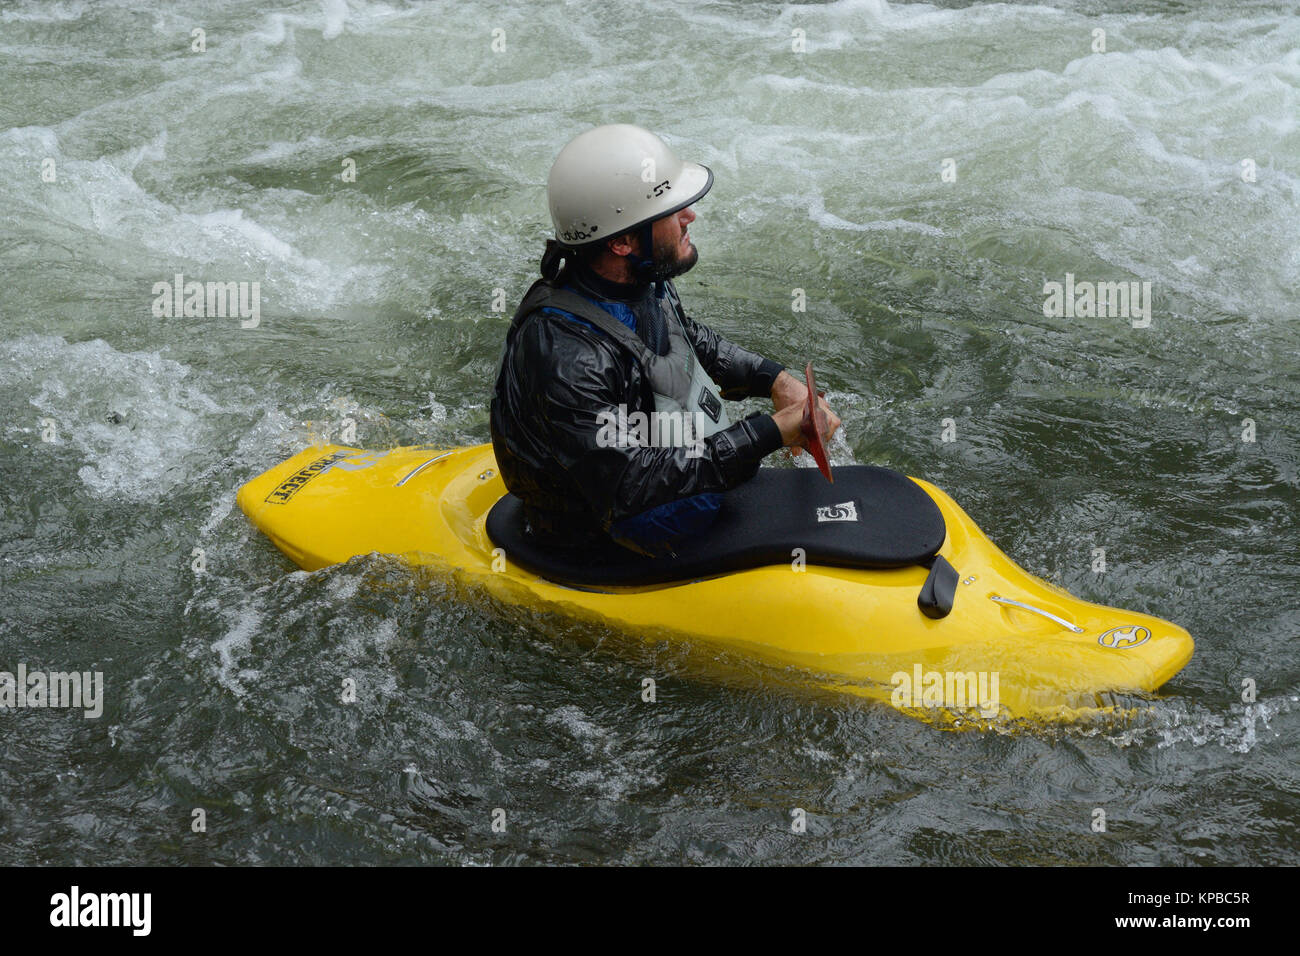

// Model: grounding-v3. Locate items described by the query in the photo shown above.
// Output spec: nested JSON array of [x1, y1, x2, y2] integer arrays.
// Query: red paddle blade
[[800, 362, 833, 483]]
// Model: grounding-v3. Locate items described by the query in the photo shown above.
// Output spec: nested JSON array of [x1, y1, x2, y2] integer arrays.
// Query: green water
[[0, 0, 1296, 864]]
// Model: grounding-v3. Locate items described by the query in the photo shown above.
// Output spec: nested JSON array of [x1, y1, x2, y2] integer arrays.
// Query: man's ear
[[606, 231, 638, 257]]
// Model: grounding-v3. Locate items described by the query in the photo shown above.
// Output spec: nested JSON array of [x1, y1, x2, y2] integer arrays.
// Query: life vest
[[508, 273, 731, 451]]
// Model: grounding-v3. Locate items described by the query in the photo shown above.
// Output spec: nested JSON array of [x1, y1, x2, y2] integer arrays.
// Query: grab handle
[[989, 594, 1084, 633], [395, 452, 452, 487]]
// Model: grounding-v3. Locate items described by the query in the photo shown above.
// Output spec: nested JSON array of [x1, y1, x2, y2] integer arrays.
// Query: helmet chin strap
[[623, 221, 664, 295]]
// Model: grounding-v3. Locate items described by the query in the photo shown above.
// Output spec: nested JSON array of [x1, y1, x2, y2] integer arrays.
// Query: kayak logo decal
[[1097, 625, 1151, 650], [816, 500, 858, 523], [263, 450, 387, 505], [320, 450, 389, 474]]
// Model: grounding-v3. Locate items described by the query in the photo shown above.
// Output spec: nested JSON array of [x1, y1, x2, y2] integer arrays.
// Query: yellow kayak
[[236, 443, 1193, 723]]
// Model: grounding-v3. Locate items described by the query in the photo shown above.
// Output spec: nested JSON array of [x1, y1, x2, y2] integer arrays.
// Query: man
[[490, 124, 840, 557]]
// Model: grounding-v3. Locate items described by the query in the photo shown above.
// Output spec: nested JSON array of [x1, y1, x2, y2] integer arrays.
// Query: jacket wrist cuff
[[751, 358, 785, 399], [714, 414, 781, 484], [742, 412, 784, 457]]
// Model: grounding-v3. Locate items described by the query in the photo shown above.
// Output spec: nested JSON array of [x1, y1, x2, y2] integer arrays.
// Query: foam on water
[[0, 0, 95, 23], [0, 334, 227, 501], [208, 599, 265, 698], [1056, 693, 1298, 755]]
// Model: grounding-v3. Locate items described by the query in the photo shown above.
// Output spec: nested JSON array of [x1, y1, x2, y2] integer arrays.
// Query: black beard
[[651, 237, 699, 280]]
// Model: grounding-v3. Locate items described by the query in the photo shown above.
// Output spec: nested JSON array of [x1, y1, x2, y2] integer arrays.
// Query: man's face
[[646, 205, 699, 279]]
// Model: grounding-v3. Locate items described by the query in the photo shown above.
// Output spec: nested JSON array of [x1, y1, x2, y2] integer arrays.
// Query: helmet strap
[[623, 221, 661, 294]]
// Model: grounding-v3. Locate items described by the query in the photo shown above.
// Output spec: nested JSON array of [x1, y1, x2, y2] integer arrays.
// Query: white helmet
[[547, 124, 713, 249]]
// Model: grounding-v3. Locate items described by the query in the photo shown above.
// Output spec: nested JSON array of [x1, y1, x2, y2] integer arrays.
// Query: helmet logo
[[561, 224, 599, 242], [646, 179, 671, 199], [1097, 625, 1151, 649]]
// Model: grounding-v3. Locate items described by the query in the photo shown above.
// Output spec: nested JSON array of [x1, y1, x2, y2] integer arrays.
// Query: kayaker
[[490, 124, 841, 557]]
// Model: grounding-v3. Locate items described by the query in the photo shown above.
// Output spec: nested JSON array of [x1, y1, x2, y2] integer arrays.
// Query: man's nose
[[680, 207, 696, 225]]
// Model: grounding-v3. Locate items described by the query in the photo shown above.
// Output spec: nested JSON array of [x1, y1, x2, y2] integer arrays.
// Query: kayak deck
[[485, 463, 949, 586]]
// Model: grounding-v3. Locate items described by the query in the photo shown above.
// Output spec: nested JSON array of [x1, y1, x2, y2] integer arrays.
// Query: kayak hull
[[236, 443, 1194, 722]]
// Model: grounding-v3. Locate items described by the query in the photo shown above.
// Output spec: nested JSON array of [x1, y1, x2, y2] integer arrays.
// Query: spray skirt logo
[[1097, 625, 1151, 649], [816, 501, 858, 523]]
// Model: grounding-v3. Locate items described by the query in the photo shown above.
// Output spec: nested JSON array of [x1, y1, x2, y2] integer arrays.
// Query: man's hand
[[770, 369, 808, 413], [770, 370, 841, 454]]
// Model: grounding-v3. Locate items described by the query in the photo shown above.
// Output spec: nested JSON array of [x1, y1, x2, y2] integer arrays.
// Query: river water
[[1, 0, 1296, 864]]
